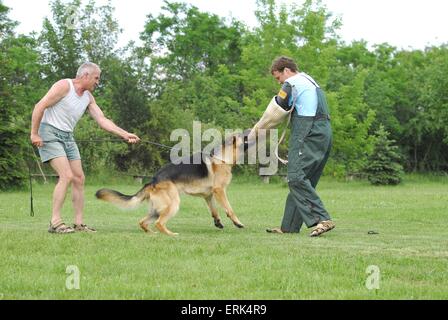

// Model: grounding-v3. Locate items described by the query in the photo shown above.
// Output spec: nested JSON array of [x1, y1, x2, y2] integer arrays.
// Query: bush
[[365, 125, 404, 185]]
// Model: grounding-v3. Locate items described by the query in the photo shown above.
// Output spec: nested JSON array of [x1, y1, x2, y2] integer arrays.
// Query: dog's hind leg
[[154, 203, 180, 236], [205, 195, 224, 229], [153, 184, 181, 236], [213, 188, 244, 228], [139, 208, 159, 233]]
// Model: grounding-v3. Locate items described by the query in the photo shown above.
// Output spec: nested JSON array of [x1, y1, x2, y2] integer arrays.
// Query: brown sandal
[[266, 227, 284, 234], [48, 221, 75, 234], [73, 224, 97, 233], [310, 220, 335, 237]]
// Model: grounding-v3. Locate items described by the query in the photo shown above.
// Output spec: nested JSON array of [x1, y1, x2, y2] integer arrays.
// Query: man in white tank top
[[30, 62, 140, 234]]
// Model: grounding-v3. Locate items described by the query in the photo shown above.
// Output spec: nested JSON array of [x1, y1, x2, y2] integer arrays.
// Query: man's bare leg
[[49, 157, 74, 225], [70, 160, 85, 226]]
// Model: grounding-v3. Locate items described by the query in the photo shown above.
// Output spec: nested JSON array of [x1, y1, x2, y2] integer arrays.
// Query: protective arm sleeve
[[275, 82, 294, 111]]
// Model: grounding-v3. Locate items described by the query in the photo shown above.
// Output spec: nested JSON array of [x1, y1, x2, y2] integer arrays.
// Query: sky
[[3, 0, 448, 50]]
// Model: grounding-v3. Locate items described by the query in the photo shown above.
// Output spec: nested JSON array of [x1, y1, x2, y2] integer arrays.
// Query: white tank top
[[42, 79, 90, 132]]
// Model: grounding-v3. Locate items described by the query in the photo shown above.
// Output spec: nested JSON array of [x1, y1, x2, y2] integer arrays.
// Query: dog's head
[[211, 130, 251, 165]]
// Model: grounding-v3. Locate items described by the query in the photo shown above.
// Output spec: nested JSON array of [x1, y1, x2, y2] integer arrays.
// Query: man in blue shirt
[[266, 56, 335, 237]]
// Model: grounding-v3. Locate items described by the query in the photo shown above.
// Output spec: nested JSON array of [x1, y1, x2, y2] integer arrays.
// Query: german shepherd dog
[[95, 133, 249, 236]]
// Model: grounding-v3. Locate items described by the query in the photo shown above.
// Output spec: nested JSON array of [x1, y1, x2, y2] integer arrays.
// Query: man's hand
[[31, 133, 44, 147], [123, 133, 140, 144]]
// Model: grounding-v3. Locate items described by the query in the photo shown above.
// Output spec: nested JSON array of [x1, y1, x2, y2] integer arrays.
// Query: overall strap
[[301, 73, 330, 119], [301, 73, 320, 88]]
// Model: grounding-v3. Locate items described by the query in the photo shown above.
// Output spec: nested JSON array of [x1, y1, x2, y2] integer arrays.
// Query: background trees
[[1, 2, 42, 189], [1, 0, 447, 190], [365, 125, 404, 185]]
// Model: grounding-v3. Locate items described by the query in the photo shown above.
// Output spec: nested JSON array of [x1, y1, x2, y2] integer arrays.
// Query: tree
[[365, 45, 448, 172], [0, 1, 16, 39], [0, 1, 42, 189], [141, 1, 244, 80], [408, 46, 448, 171], [365, 125, 404, 185], [326, 70, 376, 176], [140, 1, 247, 129], [39, 0, 121, 84]]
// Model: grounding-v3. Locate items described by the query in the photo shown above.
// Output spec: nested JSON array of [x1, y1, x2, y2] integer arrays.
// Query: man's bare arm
[[87, 94, 140, 144], [30, 80, 70, 147]]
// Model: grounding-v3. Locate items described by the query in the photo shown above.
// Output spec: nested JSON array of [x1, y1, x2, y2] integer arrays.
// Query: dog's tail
[[95, 184, 150, 209]]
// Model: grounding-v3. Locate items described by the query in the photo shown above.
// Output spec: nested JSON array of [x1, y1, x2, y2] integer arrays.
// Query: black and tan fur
[[96, 133, 249, 236]]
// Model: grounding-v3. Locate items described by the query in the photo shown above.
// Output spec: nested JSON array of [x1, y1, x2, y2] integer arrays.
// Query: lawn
[[0, 175, 447, 299]]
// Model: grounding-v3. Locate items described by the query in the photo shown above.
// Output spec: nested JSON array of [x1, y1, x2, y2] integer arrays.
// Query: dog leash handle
[[28, 162, 35, 217], [274, 112, 292, 165]]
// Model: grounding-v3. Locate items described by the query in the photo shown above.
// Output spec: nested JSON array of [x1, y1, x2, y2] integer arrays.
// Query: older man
[[30, 62, 140, 234]]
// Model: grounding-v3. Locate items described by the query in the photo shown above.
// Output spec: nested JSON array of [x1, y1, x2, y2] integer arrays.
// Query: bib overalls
[[281, 87, 333, 232]]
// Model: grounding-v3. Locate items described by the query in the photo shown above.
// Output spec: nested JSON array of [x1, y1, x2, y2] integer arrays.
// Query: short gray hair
[[76, 62, 101, 78]]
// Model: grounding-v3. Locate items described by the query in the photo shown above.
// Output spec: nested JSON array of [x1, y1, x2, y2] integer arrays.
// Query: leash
[[28, 159, 35, 217], [40, 138, 180, 151], [28, 143, 48, 217], [28, 138, 228, 217], [274, 112, 293, 165], [28, 138, 177, 217]]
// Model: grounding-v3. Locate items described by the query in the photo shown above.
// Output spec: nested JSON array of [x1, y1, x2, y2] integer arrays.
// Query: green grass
[[1, 176, 447, 299]]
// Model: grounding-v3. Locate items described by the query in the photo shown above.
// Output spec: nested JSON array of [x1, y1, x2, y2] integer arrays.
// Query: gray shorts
[[38, 123, 81, 163]]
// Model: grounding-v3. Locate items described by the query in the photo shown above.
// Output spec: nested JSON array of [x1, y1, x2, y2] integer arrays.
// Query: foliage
[[327, 70, 376, 175], [38, 0, 121, 83], [140, 1, 247, 130], [409, 46, 448, 171], [0, 2, 42, 190], [1, 0, 448, 190], [0, 1, 16, 39], [365, 125, 404, 185], [141, 1, 244, 79]]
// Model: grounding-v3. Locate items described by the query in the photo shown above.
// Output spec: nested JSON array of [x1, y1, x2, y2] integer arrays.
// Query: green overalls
[[280, 87, 332, 232]]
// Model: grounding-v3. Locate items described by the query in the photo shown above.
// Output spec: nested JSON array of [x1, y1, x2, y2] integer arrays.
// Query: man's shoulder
[[85, 90, 95, 103], [287, 73, 318, 88], [52, 79, 71, 93]]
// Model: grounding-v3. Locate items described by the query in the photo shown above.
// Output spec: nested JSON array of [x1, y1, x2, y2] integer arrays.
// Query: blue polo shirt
[[284, 73, 319, 116]]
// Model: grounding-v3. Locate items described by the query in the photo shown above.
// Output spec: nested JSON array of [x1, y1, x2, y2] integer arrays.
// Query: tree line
[[1, 0, 447, 190]]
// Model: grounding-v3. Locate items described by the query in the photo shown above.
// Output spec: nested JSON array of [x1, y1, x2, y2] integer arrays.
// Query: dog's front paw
[[234, 222, 245, 229], [214, 220, 224, 229]]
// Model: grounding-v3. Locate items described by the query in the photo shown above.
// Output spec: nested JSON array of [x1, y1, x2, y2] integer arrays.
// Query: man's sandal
[[48, 221, 75, 234], [73, 224, 97, 233], [310, 220, 335, 237], [266, 227, 284, 234]]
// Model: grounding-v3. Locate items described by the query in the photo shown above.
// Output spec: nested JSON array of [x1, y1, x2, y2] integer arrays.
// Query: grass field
[[0, 175, 447, 300]]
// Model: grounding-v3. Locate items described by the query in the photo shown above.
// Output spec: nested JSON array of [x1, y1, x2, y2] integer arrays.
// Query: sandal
[[48, 221, 75, 234], [310, 220, 335, 237], [266, 227, 284, 234], [73, 224, 97, 233]]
